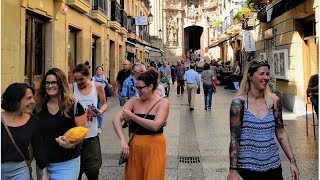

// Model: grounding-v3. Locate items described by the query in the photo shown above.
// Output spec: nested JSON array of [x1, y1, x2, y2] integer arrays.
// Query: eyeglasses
[[74, 77, 85, 82], [45, 81, 58, 87], [135, 85, 148, 91]]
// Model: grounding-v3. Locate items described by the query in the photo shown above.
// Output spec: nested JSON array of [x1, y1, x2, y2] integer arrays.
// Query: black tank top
[[129, 114, 163, 135]]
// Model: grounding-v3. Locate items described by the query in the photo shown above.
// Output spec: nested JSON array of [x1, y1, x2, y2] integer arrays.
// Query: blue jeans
[[2, 161, 30, 180], [97, 100, 103, 129], [37, 156, 80, 180], [203, 83, 213, 108]]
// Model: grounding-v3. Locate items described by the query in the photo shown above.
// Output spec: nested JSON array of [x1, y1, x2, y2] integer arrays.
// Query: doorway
[[24, 14, 46, 90], [184, 26, 203, 53]]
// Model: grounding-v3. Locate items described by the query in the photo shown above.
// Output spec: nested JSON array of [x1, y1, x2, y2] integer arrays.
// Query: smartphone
[[89, 105, 100, 116]]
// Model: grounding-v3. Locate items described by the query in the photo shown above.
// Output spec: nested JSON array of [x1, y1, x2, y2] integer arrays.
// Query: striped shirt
[[238, 106, 281, 172]]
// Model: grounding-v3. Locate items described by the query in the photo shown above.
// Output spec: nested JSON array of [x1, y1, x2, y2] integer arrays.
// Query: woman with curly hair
[[227, 60, 299, 180], [113, 70, 169, 180], [35, 68, 87, 179]]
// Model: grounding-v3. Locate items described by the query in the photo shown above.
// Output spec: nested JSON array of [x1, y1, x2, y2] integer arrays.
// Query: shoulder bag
[[118, 98, 163, 165], [1, 117, 34, 179]]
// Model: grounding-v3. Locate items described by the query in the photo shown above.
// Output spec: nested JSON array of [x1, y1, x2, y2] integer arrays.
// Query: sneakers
[[205, 106, 208, 110], [177, 94, 180, 97], [98, 128, 102, 135]]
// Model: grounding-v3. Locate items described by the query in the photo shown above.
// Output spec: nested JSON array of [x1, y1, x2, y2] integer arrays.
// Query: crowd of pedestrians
[[1, 57, 306, 180]]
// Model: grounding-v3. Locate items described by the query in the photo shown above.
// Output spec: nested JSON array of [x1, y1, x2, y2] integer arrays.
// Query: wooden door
[[24, 15, 45, 90]]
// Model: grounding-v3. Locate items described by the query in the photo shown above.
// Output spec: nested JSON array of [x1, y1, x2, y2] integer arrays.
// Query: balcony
[[127, 16, 137, 39], [140, 30, 151, 43], [121, 10, 128, 29], [91, 0, 108, 24], [68, 0, 91, 14], [257, 0, 305, 22], [109, 0, 121, 31]]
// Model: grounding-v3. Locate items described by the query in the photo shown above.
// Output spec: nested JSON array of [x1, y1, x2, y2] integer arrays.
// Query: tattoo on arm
[[229, 98, 243, 169], [278, 137, 284, 145], [274, 98, 284, 129], [290, 158, 297, 165]]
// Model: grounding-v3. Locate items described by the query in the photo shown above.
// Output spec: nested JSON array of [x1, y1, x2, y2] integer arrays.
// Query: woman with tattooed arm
[[227, 60, 299, 180]]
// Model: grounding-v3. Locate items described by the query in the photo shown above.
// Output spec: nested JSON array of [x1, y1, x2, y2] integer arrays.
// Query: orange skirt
[[125, 134, 166, 180]]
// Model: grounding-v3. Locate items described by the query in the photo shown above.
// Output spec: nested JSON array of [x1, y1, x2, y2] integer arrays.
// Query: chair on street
[[306, 92, 318, 139]]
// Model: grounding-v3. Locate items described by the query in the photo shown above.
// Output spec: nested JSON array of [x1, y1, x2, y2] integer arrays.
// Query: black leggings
[[237, 166, 283, 180]]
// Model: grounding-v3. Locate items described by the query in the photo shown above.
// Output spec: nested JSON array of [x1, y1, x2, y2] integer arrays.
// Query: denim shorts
[[2, 161, 30, 180], [36, 156, 80, 180]]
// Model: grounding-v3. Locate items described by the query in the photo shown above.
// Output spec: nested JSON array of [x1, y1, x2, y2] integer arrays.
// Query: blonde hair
[[35, 68, 75, 118], [237, 60, 272, 109]]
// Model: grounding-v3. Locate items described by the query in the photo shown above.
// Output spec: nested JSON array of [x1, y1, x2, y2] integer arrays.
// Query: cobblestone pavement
[[96, 84, 318, 180]]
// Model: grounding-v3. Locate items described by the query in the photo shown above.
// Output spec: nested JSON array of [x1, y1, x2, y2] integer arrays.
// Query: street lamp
[[158, 29, 162, 38], [148, 13, 153, 24]]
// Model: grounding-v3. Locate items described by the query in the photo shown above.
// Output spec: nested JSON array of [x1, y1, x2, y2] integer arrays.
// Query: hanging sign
[[135, 16, 148, 26], [243, 30, 256, 52]]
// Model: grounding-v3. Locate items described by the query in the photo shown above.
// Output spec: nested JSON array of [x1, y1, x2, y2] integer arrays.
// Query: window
[[91, 0, 108, 13], [273, 49, 289, 80]]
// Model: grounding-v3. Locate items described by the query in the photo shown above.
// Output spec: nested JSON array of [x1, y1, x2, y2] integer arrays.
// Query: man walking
[[120, 63, 146, 128], [175, 60, 186, 96], [184, 62, 200, 111], [158, 59, 171, 79], [114, 59, 131, 107], [120, 63, 146, 104]]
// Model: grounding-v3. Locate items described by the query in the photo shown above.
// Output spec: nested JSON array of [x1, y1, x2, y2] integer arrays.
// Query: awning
[[208, 33, 239, 49], [145, 46, 161, 53], [126, 40, 136, 46]]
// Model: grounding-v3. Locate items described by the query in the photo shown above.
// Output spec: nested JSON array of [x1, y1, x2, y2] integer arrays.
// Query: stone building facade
[[1, 0, 156, 91]]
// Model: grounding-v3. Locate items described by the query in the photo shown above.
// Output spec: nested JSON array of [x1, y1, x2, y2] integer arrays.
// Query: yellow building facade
[[254, 0, 319, 112], [1, 0, 154, 92]]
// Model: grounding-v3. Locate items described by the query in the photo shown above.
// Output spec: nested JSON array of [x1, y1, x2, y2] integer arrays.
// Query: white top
[[73, 81, 98, 138], [157, 84, 166, 97]]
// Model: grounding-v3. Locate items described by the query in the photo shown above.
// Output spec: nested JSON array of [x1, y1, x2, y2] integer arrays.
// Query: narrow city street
[[98, 84, 318, 180]]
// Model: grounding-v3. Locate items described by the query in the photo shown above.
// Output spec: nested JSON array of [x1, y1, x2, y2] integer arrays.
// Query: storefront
[[126, 40, 136, 63]]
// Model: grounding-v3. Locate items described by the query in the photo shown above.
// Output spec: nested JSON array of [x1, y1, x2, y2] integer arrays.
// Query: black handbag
[[104, 85, 113, 98], [118, 98, 163, 165], [197, 87, 200, 94]]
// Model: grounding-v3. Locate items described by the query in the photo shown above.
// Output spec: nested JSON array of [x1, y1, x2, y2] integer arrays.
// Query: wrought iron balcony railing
[[140, 30, 151, 43], [121, 9, 128, 29], [111, 0, 121, 24], [127, 16, 136, 33]]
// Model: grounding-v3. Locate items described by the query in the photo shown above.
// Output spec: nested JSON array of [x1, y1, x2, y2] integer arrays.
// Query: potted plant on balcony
[[246, 0, 271, 11], [233, 7, 252, 22], [213, 20, 223, 29]]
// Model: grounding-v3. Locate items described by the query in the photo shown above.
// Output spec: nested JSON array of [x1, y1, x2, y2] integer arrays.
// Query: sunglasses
[[45, 81, 58, 87], [135, 85, 148, 91], [250, 59, 269, 69]]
